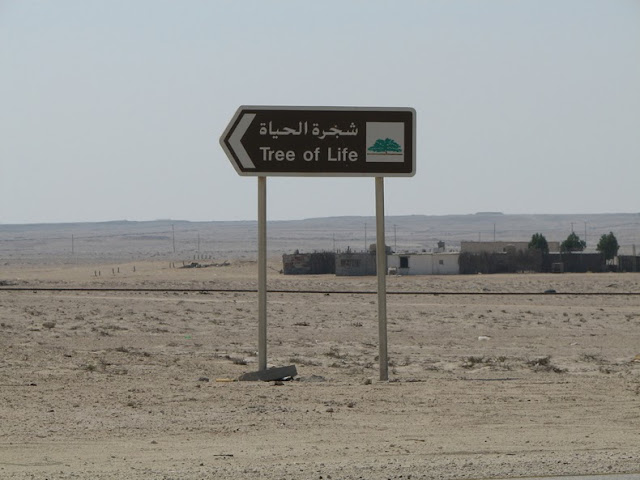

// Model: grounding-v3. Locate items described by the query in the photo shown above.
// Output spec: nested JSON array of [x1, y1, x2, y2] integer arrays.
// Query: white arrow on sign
[[228, 113, 256, 169]]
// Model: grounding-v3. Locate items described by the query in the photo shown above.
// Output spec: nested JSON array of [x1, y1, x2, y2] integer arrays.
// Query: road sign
[[220, 106, 415, 177]]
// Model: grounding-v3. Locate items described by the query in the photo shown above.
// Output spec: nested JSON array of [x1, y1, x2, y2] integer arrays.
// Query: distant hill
[[1, 214, 638, 263]]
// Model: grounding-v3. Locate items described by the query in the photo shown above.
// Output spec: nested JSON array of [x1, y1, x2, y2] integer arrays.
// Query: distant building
[[618, 255, 640, 272], [282, 252, 335, 275], [545, 253, 606, 273], [461, 240, 560, 254], [335, 251, 377, 276], [388, 252, 459, 275]]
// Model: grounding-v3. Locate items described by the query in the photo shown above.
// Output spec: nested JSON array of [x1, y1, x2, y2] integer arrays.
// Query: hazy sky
[[1, 1, 639, 224]]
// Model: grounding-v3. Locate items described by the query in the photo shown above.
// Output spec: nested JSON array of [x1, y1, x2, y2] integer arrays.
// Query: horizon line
[[1, 212, 639, 228]]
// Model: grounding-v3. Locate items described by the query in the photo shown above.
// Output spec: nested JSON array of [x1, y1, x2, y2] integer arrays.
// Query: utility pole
[[394, 224, 397, 252], [584, 221, 587, 247], [364, 223, 367, 252]]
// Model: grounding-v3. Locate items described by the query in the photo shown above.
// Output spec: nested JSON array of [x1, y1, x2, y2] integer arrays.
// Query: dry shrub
[[526, 355, 565, 373]]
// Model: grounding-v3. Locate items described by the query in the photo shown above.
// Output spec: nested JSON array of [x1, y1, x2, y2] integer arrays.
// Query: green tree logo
[[368, 138, 402, 155]]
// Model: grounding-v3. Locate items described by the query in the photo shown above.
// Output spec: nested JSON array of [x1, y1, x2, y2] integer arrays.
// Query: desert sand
[[1, 256, 640, 479]]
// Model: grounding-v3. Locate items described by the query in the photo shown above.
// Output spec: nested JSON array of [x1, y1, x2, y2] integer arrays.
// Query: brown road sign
[[220, 106, 415, 177]]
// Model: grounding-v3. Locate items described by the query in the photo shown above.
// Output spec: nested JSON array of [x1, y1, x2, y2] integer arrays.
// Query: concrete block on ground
[[237, 365, 298, 382]]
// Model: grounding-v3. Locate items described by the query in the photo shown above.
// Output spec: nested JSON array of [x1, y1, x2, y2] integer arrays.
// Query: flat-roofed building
[[388, 252, 459, 275]]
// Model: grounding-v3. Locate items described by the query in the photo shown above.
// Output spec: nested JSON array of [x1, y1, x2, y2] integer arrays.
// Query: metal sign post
[[375, 177, 388, 381], [258, 176, 267, 371], [220, 106, 415, 380]]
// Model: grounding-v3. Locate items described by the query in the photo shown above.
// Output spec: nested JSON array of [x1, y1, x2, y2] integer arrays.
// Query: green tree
[[528, 233, 549, 254], [561, 232, 586, 252], [596, 231, 619, 261], [368, 138, 402, 154]]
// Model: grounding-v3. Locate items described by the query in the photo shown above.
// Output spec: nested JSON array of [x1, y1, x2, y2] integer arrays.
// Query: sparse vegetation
[[462, 356, 487, 368], [325, 346, 348, 359], [526, 356, 565, 373], [289, 356, 321, 366], [461, 355, 512, 370], [224, 355, 247, 365], [561, 232, 586, 252], [580, 353, 603, 363], [528, 233, 549, 254], [596, 232, 619, 261]]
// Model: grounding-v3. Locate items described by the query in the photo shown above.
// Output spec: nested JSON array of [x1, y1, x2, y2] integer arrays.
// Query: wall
[[282, 252, 335, 275], [459, 250, 543, 274], [618, 255, 640, 272], [335, 252, 377, 276], [544, 253, 605, 273], [461, 241, 560, 253]]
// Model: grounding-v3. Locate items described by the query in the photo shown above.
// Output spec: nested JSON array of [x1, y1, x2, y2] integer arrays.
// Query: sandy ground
[[1, 260, 640, 479]]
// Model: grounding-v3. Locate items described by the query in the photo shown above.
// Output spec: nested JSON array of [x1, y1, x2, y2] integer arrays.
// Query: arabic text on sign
[[259, 122, 358, 139]]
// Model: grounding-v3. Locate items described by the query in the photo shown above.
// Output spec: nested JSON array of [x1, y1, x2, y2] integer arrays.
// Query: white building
[[387, 253, 459, 275]]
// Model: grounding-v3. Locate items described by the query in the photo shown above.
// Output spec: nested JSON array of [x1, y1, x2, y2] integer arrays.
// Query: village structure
[[283, 240, 639, 276]]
